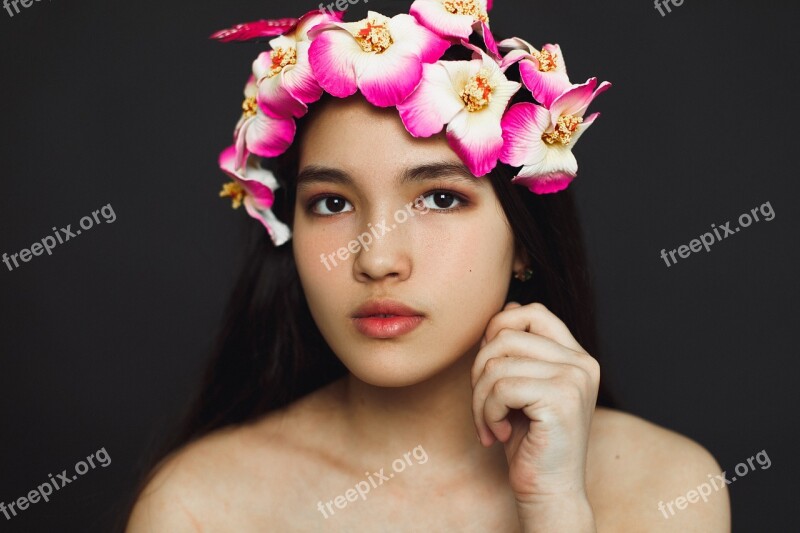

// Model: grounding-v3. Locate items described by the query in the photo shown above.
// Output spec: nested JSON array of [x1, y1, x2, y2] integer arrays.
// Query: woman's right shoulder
[[124, 422, 277, 531], [126, 384, 346, 532]]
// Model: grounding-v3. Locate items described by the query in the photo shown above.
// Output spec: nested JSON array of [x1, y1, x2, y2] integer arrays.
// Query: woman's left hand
[[471, 301, 600, 532]]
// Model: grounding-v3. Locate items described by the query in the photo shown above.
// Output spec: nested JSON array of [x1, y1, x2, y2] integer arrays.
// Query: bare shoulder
[[126, 383, 346, 532], [587, 407, 731, 532]]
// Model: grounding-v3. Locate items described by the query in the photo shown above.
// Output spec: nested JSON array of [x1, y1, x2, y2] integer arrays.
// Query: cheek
[[418, 214, 514, 320], [293, 222, 334, 299]]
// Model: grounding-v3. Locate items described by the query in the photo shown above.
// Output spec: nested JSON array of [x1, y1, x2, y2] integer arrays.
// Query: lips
[[351, 299, 425, 338], [352, 300, 424, 319]]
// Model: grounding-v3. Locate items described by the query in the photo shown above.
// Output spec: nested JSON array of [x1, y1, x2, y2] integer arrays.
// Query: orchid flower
[[409, 0, 492, 40], [307, 11, 450, 107], [234, 75, 296, 168], [500, 77, 611, 193], [253, 10, 343, 119], [498, 37, 571, 108], [218, 145, 292, 246], [397, 44, 521, 177]]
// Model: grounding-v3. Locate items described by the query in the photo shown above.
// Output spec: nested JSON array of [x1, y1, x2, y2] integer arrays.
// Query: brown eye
[[309, 196, 354, 216], [419, 191, 467, 211]]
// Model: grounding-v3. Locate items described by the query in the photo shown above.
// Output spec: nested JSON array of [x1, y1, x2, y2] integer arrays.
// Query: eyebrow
[[295, 161, 484, 190]]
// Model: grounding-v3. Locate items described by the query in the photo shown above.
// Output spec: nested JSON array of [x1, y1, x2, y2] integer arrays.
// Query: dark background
[[1, 0, 797, 531]]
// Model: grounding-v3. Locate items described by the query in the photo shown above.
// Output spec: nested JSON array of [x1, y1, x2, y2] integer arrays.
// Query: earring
[[514, 267, 534, 282]]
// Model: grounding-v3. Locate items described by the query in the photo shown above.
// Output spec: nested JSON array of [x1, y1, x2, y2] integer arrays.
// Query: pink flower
[[210, 18, 300, 42], [500, 77, 611, 194], [409, 0, 491, 40], [253, 11, 342, 119], [234, 76, 296, 168], [219, 145, 292, 246], [397, 44, 521, 177], [307, 11, 450, 107], [499, 37, 571, 108]]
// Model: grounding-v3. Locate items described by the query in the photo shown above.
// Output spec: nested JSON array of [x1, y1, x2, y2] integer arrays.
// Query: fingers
[[471, 302, 599, 447], [472, 356, 573, 444], [483, 302, 585, 353], [481, 377, 553, 443], [471, 329, 596, 388]]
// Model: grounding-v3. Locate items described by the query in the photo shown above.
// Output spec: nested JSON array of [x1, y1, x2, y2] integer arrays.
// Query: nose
[[352, 208, 413, 283]]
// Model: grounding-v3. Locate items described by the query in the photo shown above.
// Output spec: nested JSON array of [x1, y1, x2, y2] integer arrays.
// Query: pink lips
[[351, 300, 425, 339]]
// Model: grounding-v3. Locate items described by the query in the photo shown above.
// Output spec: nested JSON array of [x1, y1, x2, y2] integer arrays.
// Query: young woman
[[126, 5, 730, 531]]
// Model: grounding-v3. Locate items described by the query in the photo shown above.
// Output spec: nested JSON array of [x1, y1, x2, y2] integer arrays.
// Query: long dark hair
[[121, 31, 616, 530]]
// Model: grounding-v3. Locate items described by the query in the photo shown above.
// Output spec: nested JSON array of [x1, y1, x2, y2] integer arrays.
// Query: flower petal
[[446, 109, 504, 177], [397, 61, 466, 137], [219, 144, 243, 175], [308, 28, 362, 98], [497, 36, 535, 53], [282, 40, 324, 104], [389, 12, 451, 63], [519, 58, 572, 108], [210, 17, 298, 42], [511, 172, 574, 194], [409, 0, 475, 40], [502, 106, 600, 186], [254, 51, 309, 119], [244, 197, 292, 246], [243, 112, 296, 158], [356, 47, 423, 107], [294, 9, 344, 40], [500, 102, 550, 167], [241, 166, 278, 208], [477, 21, 500, 60], [550, 78, 611, 121]]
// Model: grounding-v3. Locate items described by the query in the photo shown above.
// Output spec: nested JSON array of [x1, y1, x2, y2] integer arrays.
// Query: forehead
[[297, 94, 468, 181]]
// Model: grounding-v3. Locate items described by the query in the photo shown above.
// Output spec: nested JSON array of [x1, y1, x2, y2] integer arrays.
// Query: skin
[[127, 96, 731, 532]]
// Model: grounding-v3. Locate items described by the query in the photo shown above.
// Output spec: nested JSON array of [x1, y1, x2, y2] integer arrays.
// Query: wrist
[[516, 493, 596, 533]]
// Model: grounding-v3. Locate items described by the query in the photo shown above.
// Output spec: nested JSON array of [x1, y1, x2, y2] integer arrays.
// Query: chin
[[337, 347, 458, 388]]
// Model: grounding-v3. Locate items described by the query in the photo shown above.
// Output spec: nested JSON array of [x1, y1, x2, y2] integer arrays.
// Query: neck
[[332, 340, 509, 489]]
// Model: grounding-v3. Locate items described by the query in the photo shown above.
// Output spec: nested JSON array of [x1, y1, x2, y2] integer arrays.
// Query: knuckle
[[491, 378, 512, 396], [496, 327, 515, 341], [566, 364, 587, 383], [484, 357, 503, 375], [529, 302, 548, 313], [584, 356, 601, 381]]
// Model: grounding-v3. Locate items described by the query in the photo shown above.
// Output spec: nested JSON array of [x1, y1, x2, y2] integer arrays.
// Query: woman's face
[[293, 95, 524, 387]]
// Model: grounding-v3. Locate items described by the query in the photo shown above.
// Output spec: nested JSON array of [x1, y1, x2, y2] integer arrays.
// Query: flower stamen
[[542, 114, 583, 145], [354, 19, 393, 53], [443, 0, 488, 23], [220, 181, 246, 209], [241, 96, 258, 119], [268, 46, 297, 78], [460, 70, 495, 112], [532, 49, 558, 72]]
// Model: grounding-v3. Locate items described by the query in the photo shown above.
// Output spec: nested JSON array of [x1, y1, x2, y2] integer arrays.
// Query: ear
[[512, 243, 530, 273]]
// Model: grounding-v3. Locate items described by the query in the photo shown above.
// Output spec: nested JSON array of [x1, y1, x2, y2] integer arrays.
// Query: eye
[[419, 190, 468, 211], [308, 195, 354, 216]]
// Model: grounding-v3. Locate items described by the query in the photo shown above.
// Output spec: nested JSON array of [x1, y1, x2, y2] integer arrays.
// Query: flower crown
[[213, 1, 611, 246]]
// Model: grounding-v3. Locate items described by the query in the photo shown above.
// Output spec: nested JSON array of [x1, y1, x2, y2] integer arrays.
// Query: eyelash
[[305, 189, 470, 217]]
